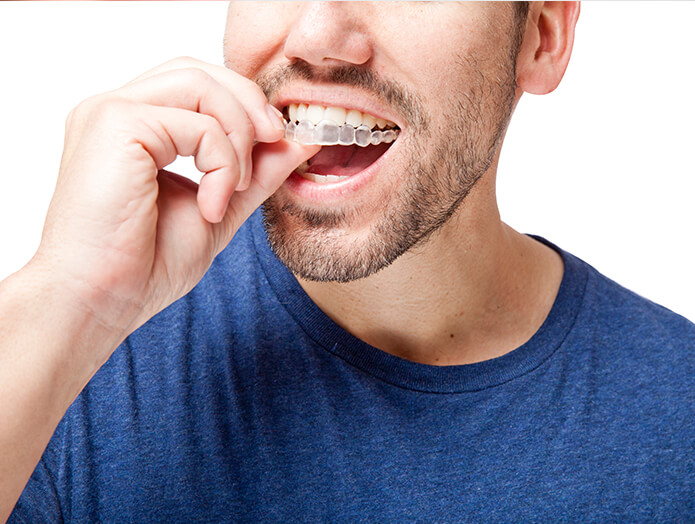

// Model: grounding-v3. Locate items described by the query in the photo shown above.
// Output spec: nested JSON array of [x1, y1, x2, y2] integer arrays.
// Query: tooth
[[300, 172, 349, 184], [285, 116, 400, 147], [362, 113, 377, 130], [284, 120, 297, 141], [345, 109, 362, 128], [295, 160, 308, 174], [288, 103, 298, 123], [375, 117, 387, 129], [383, 129, 397, 143], [306, 104, 325, 125], [295, 120, 315, 144], [302, 172, 319, 183], [315, 120, 340, 145], [339, 124, 356, 145], [354, 125, 371, 147], [385, 120, 396, 129], [324, 106, 347, 126], [296, 103, 307, 121]]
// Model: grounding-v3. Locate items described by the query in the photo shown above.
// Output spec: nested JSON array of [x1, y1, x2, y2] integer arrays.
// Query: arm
[[0, 262, 126, 521], [0, 57, 318, 520]]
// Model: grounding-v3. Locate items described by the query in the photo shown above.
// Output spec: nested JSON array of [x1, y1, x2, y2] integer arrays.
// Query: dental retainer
[[285, 119, 399, 147]]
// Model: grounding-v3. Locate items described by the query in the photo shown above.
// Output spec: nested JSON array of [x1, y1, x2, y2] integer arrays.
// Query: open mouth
[[282, 103, 401, 184]]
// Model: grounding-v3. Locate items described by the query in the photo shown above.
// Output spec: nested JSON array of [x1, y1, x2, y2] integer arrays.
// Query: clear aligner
[[284, 119, 399, 147]]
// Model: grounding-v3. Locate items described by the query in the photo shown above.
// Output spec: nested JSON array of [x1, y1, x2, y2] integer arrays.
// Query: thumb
[[226, 140, 320, 227]]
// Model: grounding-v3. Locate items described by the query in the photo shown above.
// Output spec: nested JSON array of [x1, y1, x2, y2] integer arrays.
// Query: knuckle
[[69, 95, 136, 133], [198, 112, 219, 130], [68, 96, 100, 127], [178, 68, 216, 92], [89, 96, 133, 123], [166, 56, 199, 69], [160, 68, 216, 106], [173, 66, 212, 84], [198, 114, 231, 146]]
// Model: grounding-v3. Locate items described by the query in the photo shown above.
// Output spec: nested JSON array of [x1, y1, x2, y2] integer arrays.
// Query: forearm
[[0, 57, 315, 521], [0, 263, 125, 520]]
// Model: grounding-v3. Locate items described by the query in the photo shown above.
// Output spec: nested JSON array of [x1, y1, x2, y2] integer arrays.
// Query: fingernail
[[245, 153, 253, 186], [238, 153, 253, 191], [265, 104, 286, 133]]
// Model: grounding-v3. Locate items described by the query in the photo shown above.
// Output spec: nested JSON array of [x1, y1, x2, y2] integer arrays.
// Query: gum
[[285, 119, 398, 147]]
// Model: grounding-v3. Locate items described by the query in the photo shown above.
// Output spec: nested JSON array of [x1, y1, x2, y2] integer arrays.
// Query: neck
[[296, 173, 564, 366]]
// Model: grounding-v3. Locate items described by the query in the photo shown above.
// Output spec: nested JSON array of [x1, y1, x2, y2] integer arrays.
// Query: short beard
[[262, 83, 514, 283], [260, 26, 522, 283]]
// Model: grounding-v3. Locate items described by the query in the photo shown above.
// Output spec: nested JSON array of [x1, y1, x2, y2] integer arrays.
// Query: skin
[[0, 1, 579, 518], [225, 2, 579, 364], [257, 6, 519, 284]]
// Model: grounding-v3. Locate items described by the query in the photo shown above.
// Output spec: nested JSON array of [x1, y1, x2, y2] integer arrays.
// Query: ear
[[516, 2, 581, 95]]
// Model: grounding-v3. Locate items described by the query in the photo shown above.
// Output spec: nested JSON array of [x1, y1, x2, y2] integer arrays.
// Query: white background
[[0, 2, 693, 322]]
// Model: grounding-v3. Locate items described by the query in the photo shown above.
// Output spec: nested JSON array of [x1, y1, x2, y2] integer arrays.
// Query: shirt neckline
[[250, 210, 588, 394]]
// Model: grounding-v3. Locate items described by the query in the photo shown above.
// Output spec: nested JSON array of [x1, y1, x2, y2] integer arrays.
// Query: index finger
[[125, 56, 285, 143]]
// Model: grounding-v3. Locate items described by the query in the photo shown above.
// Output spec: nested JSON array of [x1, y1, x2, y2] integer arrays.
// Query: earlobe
[[516, 1, 581, 95]]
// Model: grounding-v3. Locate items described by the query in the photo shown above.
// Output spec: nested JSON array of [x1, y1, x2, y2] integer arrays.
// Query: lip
[[272, 82, 406, 202], [283, 131, 402, 202], [271, 83, 406, 131]]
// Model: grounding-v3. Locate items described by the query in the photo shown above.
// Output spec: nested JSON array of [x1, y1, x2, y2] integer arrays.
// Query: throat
[[297, 227, 565, 367]]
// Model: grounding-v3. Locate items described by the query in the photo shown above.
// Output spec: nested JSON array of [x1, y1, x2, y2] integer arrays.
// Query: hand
[[31, 57, 318, 341]]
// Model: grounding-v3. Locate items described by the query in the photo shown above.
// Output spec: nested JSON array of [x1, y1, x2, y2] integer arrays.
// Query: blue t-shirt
[[11, 210, 695, 522]]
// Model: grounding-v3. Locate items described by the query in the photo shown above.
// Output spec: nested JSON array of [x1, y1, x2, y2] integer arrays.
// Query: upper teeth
[[287, 103, 397, 130]]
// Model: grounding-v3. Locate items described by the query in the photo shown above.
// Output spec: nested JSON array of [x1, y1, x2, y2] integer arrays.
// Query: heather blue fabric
[[11, 209, 695, 522]]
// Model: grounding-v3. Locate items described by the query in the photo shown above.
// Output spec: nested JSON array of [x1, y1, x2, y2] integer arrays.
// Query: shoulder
[[579, 257, 695, 351], [536, 236, 695, 361], [549, 250, 695, 462], [558, 249, 695, 403]]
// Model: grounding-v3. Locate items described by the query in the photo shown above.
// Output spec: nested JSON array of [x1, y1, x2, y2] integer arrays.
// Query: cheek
[[369, 6, 495, 124], [224, 3, 294, 77]]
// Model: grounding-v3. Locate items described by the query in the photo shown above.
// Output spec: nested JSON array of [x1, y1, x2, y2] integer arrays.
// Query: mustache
[[254, 60, 428, 131]]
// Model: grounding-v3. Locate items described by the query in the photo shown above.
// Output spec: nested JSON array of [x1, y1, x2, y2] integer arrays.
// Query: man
[[2, 1, 693, 521]]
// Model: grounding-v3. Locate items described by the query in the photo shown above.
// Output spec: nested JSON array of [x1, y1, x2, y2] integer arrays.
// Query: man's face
[[225, 2, 524, 282]]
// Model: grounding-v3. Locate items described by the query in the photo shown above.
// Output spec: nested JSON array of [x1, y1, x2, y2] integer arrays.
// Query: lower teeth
[[285, 119, 399, 147], [298, 172, 349, 184]]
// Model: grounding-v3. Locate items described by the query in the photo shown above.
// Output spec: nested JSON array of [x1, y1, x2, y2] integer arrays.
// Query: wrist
[[26, 254, 143, 340], [3, 261, 132, 395]]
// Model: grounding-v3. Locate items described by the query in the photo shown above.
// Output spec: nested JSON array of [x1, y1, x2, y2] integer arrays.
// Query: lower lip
[[283, 138, 399, 202]]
